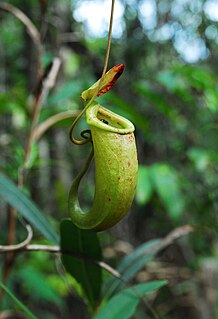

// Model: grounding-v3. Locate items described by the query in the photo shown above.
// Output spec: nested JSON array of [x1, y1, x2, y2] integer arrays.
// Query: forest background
[[0, 0, 218, 318]]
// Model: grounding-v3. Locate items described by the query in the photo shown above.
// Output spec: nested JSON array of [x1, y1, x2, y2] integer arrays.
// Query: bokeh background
[[0, 0, 218, 318]]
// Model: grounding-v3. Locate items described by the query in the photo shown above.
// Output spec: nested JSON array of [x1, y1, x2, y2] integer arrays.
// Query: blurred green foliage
[[1, 0, 218, 318]]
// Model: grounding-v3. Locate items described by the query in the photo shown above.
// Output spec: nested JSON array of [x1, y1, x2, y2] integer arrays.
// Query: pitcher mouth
[[86, 102, 135, 134]]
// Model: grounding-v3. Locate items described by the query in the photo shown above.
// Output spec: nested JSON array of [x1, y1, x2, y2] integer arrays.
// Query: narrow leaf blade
[[0, 281, 38, 319], [0, 173, 59, 244], [104, 239, 160, 297], [95, 281, 167, 319]]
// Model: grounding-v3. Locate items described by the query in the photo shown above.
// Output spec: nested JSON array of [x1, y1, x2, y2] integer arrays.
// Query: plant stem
[[2, 208, 16, 284], [101, 0, 115, 78], [69, 0, 116, 145]]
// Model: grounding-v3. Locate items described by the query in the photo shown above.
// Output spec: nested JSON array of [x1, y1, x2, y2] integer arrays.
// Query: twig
[[2, 207, 17, 283], [0, 310, 27, 319], [0, 225, 33, 252], [25, 57, 62, 163], [6, 207, 16, 247], [32, 111, 78, 141], [0, 224, 193, 260], [36, 57, 62, 107], [1, 223, 33, 288], [142, 225, 193, 255]]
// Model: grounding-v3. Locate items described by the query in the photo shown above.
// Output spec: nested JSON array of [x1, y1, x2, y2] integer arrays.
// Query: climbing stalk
[[69, 0, 116, 145]]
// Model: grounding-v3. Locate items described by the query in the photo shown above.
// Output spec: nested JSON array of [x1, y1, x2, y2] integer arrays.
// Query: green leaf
[[103, 239, 160, 297], [150, 163, 185, 220], [95, 281, 167, 319], [136, 166, 153, 205], [0, 281, 38, 319], [60, 219, 102, 310], [0, 173, 59, 244]]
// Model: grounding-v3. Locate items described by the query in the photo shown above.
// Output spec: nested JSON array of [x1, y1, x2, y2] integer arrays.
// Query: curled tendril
[[69, 106, 92, 145], [0, 224, 33, 252], [80, 129, 92, 141]]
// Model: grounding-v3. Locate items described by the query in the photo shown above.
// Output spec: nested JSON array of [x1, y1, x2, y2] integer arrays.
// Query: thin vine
[[69, 0, 116, 145]]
